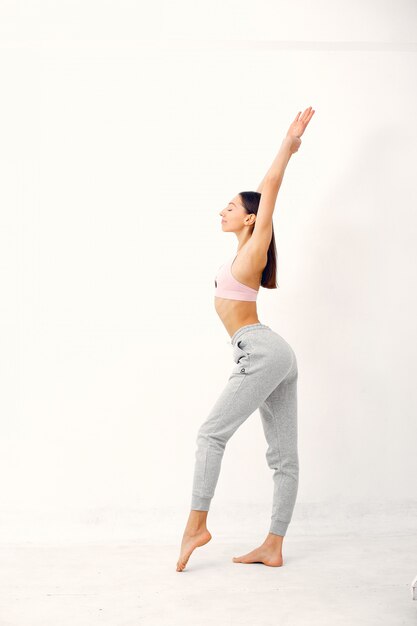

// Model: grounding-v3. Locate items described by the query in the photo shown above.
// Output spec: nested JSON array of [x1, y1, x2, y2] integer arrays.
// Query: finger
[[306, 109, 315, 123], [293, 111, 301, 123], [301, 106, 311, 121], [301, 108, 314, 125]]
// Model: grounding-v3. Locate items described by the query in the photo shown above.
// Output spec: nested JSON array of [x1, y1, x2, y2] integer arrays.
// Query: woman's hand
[[284, 106, 315, 154], [257, 106, 316, 187]]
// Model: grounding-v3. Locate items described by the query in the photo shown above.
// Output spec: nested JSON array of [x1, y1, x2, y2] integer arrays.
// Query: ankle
[[263, 533, 284, 548], [184, 525, 207, 536], [186, 510, 208, 530]]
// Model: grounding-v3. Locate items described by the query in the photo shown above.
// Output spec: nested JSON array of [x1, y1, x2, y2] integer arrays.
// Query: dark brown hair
[[239, 191, 279, 289]]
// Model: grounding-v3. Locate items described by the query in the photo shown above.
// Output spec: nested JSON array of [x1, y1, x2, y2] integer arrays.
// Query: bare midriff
[[214, 297, 261, 338], [214, 242, 266, 338]]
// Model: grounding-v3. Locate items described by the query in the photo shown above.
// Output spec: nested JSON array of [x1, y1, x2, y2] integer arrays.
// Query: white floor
[[0, 505, 416, 625]]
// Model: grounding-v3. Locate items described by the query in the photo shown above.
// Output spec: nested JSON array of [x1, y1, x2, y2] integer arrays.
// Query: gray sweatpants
[[191, 322, 299, 536]]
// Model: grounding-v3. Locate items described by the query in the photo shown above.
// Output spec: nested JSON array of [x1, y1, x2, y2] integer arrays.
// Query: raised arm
[[255, 171, 270, 194], [256, 138, 293, 195], [252, 107, 315, 253]]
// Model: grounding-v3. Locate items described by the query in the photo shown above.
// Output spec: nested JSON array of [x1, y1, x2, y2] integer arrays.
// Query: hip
[[230, 322, 297, 371]]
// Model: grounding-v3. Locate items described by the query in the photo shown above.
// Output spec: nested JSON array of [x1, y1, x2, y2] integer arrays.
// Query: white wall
[[1, 0, 416, 542]]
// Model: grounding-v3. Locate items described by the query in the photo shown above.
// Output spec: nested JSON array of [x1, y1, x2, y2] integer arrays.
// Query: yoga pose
[[177, 107, 315, 571]]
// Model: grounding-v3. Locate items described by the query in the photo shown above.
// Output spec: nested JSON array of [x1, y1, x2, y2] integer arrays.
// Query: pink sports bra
[[214, 254, 259, 302]]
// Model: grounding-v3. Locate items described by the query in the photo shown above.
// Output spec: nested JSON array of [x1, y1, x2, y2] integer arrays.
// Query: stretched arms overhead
[[251, 107, 315, 255]]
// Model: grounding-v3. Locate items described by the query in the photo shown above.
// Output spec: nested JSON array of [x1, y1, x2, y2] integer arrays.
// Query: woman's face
[[219, 195, 249, 232]]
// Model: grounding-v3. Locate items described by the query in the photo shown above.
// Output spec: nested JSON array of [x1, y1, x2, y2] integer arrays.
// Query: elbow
[[262, 176, 282, 194], [263, 175, 282, 188]]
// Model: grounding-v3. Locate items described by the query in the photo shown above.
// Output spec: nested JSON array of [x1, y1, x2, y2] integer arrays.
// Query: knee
[[283, 454, 299, 480], [196, 423, 228, 451], [267, 449, 299, 478], [195, 424, 209, 447]]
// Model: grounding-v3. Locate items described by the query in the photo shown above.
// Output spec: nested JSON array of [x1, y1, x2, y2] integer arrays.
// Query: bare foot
[[176, 528, 212, 571], [232, 541, 283, 567]]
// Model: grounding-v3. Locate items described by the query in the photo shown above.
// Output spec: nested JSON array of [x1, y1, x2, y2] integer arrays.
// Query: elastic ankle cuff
[[269, 518, 289, 536], [191, 495, 212, 510]]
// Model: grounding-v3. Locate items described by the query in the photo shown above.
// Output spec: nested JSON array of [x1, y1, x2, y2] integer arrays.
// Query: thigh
[[259, 371, 299, 461], [198, 331, 295, 440]]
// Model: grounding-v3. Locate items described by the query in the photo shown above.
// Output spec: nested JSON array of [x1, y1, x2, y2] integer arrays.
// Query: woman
[[177, 107, 315, 571]]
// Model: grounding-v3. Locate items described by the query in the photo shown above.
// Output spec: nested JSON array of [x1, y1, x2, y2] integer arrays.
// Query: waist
[[230, 322, 271, 345], [214, 298, 261, 338]]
